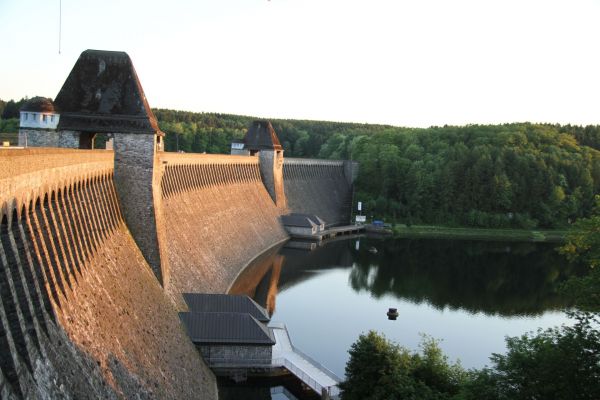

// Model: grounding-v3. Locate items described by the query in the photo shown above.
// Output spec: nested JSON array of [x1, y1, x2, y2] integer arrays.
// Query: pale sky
[[1, 0, 599, 127]]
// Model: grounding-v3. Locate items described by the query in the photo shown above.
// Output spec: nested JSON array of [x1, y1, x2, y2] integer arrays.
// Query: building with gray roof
[[182, 293, 270, 323]]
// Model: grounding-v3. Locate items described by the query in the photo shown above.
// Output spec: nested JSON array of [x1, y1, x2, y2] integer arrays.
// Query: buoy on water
[[387, 307, 399, 320]]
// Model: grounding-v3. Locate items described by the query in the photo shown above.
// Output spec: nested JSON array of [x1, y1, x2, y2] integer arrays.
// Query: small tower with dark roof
[[237, 121, 287, 209], [50, 49, 166, 284]]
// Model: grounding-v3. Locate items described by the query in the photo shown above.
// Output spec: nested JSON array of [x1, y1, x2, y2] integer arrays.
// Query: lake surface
[[230, 236, 584, 379]]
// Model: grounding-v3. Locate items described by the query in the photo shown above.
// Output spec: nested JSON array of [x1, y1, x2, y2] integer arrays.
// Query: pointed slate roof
[[244, 120, 282, 151], [54, 49, 160, 134], [179, 312, 275, 345], [182, 293, 270, 322]]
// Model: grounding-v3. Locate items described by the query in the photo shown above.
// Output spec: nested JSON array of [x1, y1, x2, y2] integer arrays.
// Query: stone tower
[[52, 49, 166, 284], [243, 121, 287, 209]]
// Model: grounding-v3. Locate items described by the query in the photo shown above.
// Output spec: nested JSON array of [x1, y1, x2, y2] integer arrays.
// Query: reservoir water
[[229, 236, 584, 380]]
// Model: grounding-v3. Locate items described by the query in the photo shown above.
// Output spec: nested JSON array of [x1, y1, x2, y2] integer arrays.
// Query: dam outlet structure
[[1, 49, 358, 399]]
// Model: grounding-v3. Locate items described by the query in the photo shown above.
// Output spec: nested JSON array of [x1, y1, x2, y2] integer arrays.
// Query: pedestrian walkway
[[270, 323, 341, 399]]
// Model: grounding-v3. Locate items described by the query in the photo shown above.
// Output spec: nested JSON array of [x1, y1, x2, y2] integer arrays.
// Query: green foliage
[[343, 314, 600, 400], [559, 195, 600, 311], [459, 312, 600, 400], [1, 98, 27, 119], [339, 331, 466, 400], [349, 124, 600, 229], [153, 109, 250, 154], [561, 196, 600, 268], [0, 118, 19, 133]]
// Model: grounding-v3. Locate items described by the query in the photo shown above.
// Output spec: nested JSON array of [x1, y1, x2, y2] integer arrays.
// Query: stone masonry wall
[[200, 344, 272, 366], [283, 158, 353, 227], [158, 153, 288, 308], [0, 148, 217, 399], [18, 130, 80, 148], [258, 150, 286, 209], [113, 133, 163, 283]]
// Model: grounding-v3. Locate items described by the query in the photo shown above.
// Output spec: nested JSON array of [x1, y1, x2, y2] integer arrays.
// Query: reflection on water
[[231, 238, 584, 317], [348, 239, 584, 316], [229, 237, 585, 378]]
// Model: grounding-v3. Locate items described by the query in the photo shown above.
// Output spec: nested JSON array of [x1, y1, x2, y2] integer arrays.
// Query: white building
[[18, 97, 64, 147], [19, 97, 60, 130]]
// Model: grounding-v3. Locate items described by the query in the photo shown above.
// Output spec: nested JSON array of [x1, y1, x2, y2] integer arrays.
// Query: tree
[[339, 331, 465, 400], [459, 313, 600, 400], [560, 195, 600, 311], [1, 98, 27, 119]]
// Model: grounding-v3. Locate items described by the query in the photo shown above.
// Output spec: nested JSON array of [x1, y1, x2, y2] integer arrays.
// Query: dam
[[0, 50, 357, 399]]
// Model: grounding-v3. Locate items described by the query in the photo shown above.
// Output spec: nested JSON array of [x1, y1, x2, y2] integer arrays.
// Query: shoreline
[[391, 225, 571, 242]]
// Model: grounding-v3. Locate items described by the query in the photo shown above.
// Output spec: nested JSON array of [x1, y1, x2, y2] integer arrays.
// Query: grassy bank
[[392, 224, 570, 242]]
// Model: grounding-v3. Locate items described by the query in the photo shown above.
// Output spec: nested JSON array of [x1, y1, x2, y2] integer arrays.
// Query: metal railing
[[281, 357, 340, 398], [276, 324, 342, 383], [204, 355, 340, 397], [274, 324, 341, 398]]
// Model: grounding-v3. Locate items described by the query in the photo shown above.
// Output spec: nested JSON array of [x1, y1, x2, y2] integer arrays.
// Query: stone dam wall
[[0, 148, 216, 399], [157, 153, 288, 308], [0, 148, 354, 398], [283, 158, 355, 227]]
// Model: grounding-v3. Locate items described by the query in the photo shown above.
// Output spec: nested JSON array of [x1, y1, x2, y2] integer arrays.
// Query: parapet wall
[[0, 148, 216, 399], [283, 158, 354, 226], [157, 153, 288, 308]]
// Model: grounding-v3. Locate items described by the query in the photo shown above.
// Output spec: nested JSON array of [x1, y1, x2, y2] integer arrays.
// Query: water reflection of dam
[[229, 240, 354, 315]]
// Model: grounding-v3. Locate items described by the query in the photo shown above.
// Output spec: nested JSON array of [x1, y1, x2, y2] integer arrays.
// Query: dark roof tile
[[244, 120, 282, 151], [179, 312, 275, 345], [54, 49, 159, 134], [182, 294, 270, 322]]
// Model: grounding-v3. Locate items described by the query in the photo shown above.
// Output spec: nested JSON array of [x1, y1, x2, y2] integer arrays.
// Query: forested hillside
[[2, 99, 599, 229], [153, 109, 600, 229]]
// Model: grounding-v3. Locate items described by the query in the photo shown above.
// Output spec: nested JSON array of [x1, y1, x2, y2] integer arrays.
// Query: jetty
[[271, 323, 341, 399]]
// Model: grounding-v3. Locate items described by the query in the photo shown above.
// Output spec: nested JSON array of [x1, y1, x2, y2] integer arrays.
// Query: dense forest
[[153, 109, 600, 229], [3, 97, 600, 229]]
